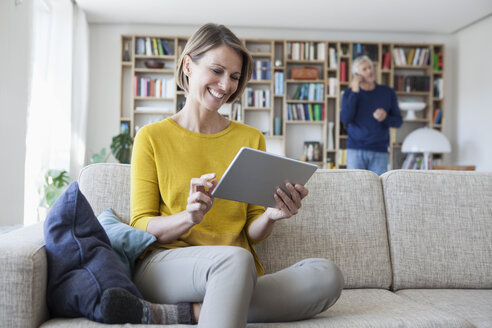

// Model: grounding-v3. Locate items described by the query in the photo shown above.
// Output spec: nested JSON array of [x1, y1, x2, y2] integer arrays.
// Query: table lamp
[[401, 127, 451, 169]]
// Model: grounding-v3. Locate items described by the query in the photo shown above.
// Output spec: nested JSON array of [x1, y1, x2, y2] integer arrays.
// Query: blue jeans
[[346, 149, 389, 175]]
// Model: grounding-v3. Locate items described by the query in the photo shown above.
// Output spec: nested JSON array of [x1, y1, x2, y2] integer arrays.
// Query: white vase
[[328, 122, 335, 150]]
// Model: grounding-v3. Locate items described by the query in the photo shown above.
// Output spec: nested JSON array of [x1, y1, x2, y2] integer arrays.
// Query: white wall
[[86, 23, 458, 165], [0, 0, 32, 226], [454, 15, 492, 171]]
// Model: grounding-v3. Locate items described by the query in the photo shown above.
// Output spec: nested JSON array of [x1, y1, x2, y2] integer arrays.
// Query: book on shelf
[[433, 108, 442, 124], [382, 52, 392, 70], [340, 61, 347, 82], [134, 76, 175, 98], [245, 88, 271, 108], [433, 51, 443, 71], [291, 83, 323, 101], [434, 78, 443, 98], [287, 103, 324, 121], [274, 71, 284, 95], [393, 47, 430, 66], [135, 37, 173, 56], [288, 41, 325, 60], [231, 102, 242, 121], [329, 48, 337, 69], [352, 43, 378, 61], [394, 75, 430, 92], [328, 78, 337, 96], [252, 60, 271, 80]]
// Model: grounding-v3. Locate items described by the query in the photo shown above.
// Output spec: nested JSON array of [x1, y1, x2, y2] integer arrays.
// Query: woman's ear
[[183, 55, 192, 77]]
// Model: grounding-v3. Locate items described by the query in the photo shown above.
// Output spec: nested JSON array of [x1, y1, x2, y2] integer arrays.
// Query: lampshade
[[401, 127, 451, 153]]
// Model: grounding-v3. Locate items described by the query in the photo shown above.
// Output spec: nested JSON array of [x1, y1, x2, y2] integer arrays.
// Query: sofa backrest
[[79, 163, 132, 223], [255, 169, 392, 289], [381, 170, 492, 290], [79, 164, 393, 289]]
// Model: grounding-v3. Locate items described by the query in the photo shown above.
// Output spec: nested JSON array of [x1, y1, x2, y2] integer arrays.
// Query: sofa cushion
[[97, 208, 156, 278], [397, 289, 492, 328], [44, 182, 143, 322], [381, 170, 492, 290], [256, 169, 392, 289], [39, 289, 473, 328], [79, 163, 132, 223]]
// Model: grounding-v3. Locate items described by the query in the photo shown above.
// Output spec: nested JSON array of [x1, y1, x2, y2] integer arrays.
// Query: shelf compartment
[[286, 120, 325, 124], [244, 107, 272, 111], [135, 55, 175, 60], [286, 100, 325, 104], [134, 97, 174, 101], [134, 68, 175, 74]]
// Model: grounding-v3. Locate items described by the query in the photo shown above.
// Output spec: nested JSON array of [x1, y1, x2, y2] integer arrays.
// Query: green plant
[[110, 131, 133, 164], [39, 169, 70, 208], [91, 147, 110, 163]]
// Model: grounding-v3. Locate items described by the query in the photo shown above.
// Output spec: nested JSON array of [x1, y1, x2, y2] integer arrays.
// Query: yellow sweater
[[130, 118, 267, 275]]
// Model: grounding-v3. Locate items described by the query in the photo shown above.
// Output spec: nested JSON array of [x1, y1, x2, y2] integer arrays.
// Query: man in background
[[341, 56, 402, 175]]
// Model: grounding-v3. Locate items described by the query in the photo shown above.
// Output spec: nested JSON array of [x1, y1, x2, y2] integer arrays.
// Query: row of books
[[245, 88, 271, 108], [291, 83, 324, 101], [287, 103, 324, 121], [394, 75, 430, 92], [252, 60, 272, 80], [393, 47, 430, 66], [134, 76, 175, 98], [287, 42, 325, 61], [433, 108, 442, 124], [274, 71, 284, 95], [136, 37, 173, 56], [352, 43, 378, 62], [401, 154, 431, 170], [434, 78, 443, 98]]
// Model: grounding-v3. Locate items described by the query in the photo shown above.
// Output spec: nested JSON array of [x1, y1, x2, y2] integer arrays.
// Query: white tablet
[[211, 147, 318, 208]]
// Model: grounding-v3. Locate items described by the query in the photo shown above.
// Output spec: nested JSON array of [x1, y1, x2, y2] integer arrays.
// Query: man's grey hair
[[352, 55, 374, 75]]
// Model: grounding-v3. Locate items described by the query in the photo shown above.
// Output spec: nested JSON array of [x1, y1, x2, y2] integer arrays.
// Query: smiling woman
[[130, 23, 343, 328]]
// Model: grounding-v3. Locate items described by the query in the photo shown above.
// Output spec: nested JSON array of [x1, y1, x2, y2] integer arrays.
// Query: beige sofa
[[1, 163, 491, 328]]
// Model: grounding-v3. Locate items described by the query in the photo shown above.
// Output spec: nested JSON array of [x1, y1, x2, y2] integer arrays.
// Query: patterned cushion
[[256, 169, 392, 289], [381, 170, 492, 289]]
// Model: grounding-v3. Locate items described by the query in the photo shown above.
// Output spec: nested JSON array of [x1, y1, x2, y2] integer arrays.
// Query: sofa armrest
[[0, 223, 49, 328]]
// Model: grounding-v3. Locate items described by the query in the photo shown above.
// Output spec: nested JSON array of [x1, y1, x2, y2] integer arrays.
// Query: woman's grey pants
[[134, 245, 343, 328]]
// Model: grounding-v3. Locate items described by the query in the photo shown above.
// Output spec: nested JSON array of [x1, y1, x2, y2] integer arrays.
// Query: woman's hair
[[176, 23, 253, 103], [352, 55, 374, 75]]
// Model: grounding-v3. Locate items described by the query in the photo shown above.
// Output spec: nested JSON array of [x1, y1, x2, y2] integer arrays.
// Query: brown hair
[[176, 23, 253, 103]]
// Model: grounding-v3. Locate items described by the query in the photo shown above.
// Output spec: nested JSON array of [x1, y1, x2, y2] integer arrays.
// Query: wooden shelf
[[396, 91, 430, 96], [134, 68, 174, 74], [244, 107, 271, 111], [286, 99, 324, 104], [394, 65, 431, 69], [120, 36, 445, 170], [248, 80, 272, 84], [286, 79, 325, 83], [135, 55, 175, 60], [134, 97, 174, 101], [286, 120, 325, 125]]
